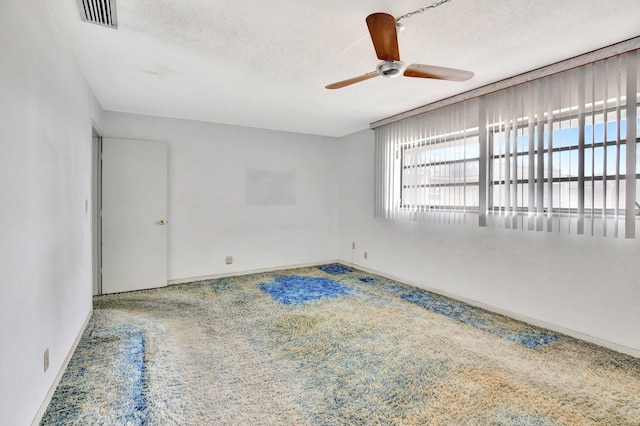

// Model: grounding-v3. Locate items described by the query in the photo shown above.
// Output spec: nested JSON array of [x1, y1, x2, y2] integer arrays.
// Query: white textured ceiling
[[48, 0, 640, 137]]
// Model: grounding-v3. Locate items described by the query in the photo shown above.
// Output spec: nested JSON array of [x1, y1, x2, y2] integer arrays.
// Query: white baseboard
[[338, 261, 640, 359], [31, 310, 93, 426], [168, 260, 341, 285]]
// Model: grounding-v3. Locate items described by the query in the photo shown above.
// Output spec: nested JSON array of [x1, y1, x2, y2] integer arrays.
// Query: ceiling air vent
[[77, 0, 118, 29]]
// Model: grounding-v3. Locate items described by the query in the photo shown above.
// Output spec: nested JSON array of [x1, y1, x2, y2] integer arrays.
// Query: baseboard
[[31, 310, 93, 426], [168, 260, 341, 285], [337, 261, 640, 359]]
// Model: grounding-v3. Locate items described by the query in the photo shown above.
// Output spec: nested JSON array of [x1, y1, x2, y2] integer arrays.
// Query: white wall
[[101, 112, 340, 281], [0, 0, 102, 424], [338, 129, 640, 356]]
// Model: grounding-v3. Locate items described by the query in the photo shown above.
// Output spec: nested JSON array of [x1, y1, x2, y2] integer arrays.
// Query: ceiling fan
[[325, 12, 473, 89]]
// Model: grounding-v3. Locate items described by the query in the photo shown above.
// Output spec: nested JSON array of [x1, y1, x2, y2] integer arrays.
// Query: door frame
[[92, 128, 103, 296]]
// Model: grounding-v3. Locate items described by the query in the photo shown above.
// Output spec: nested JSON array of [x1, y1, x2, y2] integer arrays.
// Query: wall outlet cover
[[225, 256, 233, 264]]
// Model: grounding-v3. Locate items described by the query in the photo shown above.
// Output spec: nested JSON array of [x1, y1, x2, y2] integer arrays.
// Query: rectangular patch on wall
[[245, 168, 296, 205]]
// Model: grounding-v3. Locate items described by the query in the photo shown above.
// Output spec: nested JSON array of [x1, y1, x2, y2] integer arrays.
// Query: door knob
[[159, 220, 167, 225]]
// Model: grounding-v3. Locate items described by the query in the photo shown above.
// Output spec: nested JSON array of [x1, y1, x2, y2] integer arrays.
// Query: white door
[[101, 138, 168, 294]]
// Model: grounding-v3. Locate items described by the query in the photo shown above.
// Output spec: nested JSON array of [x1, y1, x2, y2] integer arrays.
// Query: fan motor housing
[[377, 61, 406, 78]]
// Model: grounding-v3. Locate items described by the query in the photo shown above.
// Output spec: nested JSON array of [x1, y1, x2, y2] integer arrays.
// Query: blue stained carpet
[[210, 283, 232, 293], [316, 263, 353, 275], [40, 326, 148, 425], [261, 275, 351, 305], [117, 331, 148, 425], [388, 285, 560, 350]]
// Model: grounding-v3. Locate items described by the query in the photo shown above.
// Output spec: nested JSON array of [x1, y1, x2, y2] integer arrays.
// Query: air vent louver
[[77, 0, 117, 29]]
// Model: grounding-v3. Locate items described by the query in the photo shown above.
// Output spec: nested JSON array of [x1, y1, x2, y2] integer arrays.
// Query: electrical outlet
[[225, 256, 233, 265], [352, 242, 356, 250], [364, 252, 368, 260], [44, 349, 49, 373]]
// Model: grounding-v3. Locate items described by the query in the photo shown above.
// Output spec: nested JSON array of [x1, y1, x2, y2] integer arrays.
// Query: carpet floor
[[42, 264, 640, 425]]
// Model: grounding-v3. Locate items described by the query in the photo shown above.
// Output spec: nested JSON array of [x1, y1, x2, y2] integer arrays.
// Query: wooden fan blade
[[366, 13, 400, 61], [404, 64, 474, 81], [325, 71, 380, 90]]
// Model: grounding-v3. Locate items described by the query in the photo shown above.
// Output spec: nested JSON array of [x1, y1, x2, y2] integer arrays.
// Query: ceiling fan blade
[[325, 71, 380, 90], [404, 64, 474, 81], [366, 13, 400, 61]]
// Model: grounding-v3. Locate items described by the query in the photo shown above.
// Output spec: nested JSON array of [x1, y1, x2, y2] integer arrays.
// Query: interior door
[[101, 138, 168, 294]]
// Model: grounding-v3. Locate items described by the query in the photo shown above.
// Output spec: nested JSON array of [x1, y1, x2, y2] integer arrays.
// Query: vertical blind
[[374, 99, 480, 224], [374, 49, 640, 238]]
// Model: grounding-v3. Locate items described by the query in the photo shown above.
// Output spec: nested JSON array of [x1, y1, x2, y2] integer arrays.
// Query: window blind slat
[[602, 61, 609, 237], [589, 63, 596, 236], [577, 67, 586, 235], [614, 56, 622, 238], [546, 76, 555, 232], [479, 98, 487, 227], [504, 93, 512, 227], [528, 84, 536, 231], [625, 50, 637, 238]]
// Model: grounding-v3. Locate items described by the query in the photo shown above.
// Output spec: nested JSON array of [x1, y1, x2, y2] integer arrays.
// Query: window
[[375, 48, 639, 238], [489, 114, 638, 215], [485, 59, 640, 237], [400, 130, 479, 212]]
